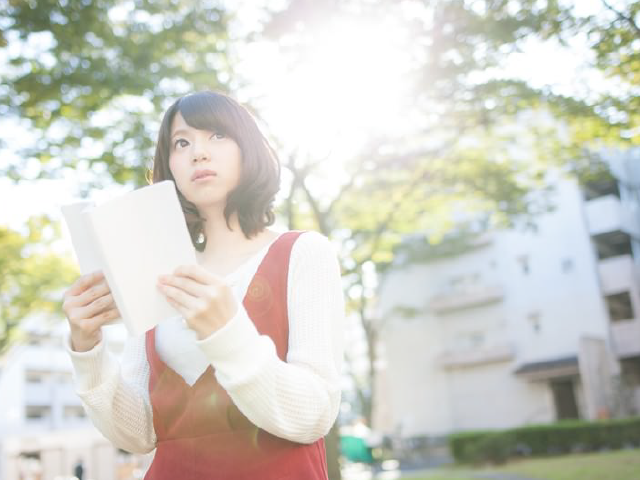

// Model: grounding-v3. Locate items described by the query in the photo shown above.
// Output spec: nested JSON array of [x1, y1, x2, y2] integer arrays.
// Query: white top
[[65, 230, 345, 453]]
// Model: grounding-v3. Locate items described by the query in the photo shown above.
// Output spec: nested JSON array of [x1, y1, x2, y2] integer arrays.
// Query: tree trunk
[[325, 421, 342, 480], [363, 323, 377, 427]]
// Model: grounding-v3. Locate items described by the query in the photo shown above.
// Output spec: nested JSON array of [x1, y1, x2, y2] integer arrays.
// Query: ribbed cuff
[[64, 333, 115, 392], [195, 306, 273, 386]]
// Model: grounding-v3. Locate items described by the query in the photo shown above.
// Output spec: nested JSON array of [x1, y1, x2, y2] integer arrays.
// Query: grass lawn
[[490, 448, 640, 480], [400, 476, 476, 480], [400, 447, 640, 480]]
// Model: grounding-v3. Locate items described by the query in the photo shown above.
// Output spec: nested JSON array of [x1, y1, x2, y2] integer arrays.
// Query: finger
[[165, 296, 189, 318], [86, 307, 120, 328], [75, 293, 116, 321], [173, 264, 220, 285], [71, 280, 111, 308], [159, 275, 207, 298], [66, 270, 105, 296], [158, 283, 201, 311]]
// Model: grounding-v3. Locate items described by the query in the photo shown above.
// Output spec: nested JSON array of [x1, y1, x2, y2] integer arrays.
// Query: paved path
[[369, 467, 539, 480], [469, 472, 539, 480], [343, 464, 539, 480]]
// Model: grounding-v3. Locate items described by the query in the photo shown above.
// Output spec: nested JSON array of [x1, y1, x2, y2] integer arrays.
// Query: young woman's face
[[168, 111, 242, 210]]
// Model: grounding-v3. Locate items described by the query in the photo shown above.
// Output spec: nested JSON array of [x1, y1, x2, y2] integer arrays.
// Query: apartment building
[[0, 318, 151, 480], [372, 149, 640, 438]]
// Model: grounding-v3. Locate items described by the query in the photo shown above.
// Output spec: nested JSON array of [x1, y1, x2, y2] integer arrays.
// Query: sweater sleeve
[[65, 333, 157, 453], [195, 231, 345, 444]]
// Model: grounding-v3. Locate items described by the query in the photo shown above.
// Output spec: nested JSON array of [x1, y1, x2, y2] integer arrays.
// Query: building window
[[528, 312, 541, 332], [561, 258, 574, 273], [593, 230, 633, 260], [25, 405, 51, 421], [64, 405, 86, 420], [24, 370, 52, 384], [517, 255, 530, 275], [583, 177, 620, 201], [606, 291, 635, 322]]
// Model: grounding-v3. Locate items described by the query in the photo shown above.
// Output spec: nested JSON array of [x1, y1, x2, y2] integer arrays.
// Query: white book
[[61, 180, 196, 335]]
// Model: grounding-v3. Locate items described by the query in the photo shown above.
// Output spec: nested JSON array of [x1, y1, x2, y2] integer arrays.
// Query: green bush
[[465, 432, 517, 465], [449, 417, 640, 464]]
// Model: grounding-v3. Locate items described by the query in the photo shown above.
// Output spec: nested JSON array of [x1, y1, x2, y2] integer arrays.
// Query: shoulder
[[289, 230, 336, 256], [287, 230, 340, 275]]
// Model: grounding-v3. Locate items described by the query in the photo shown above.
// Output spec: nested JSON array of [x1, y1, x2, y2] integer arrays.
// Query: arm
[[195, 231, 345, 444], [66, 333, 157, 453]]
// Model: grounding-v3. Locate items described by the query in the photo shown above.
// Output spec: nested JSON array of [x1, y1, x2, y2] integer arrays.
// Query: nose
[[192, 141, 210, 163]]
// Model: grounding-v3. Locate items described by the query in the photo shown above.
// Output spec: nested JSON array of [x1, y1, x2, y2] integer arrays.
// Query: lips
[[191, 169, 217, 181]]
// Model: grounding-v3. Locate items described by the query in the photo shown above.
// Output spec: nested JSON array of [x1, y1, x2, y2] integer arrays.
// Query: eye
[[210, 132, 226, 140], [174, 138, 189, 149]]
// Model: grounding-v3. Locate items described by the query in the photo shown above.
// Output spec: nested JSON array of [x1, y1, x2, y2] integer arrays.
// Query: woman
[[62, 91, 345, 479]]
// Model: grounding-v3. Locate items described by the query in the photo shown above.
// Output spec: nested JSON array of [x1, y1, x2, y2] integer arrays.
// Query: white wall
[[374, 174, 618, 437], [496, 177, 610, 363], [447, 363, 554, 431]]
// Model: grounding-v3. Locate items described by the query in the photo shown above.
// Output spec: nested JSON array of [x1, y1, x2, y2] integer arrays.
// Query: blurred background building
[[373, 149, 640, 439], [0, 319, 151, 480]]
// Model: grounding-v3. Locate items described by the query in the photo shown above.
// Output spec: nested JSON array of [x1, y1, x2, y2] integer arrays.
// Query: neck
[[199, 208, 249, 258]]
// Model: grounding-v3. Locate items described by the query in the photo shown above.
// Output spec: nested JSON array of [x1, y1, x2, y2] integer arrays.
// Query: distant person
[[73, 460, 83, 480], [62, 91, 345, 479]]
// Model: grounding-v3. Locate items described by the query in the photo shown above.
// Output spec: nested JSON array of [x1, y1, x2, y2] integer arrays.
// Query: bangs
[[176, 91, 240, 140]]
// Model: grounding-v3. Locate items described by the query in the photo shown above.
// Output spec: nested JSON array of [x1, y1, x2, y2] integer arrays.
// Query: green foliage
[[264, 1, 637, 429], [1, 0, 233, 187], [0, 216, 77, 354], [465, 432, 518, 465], [449, 418, 640, 465]]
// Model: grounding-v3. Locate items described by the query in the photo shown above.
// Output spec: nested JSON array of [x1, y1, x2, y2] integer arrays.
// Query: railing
[[611, 319, 640, 358], [585, 194, 640, 237], [598, 254, 636, 295], [429, 284, 504, 314], [438, 343, 514, 368]]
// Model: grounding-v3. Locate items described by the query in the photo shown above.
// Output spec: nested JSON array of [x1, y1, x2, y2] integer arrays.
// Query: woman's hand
[[157, 265, 238, 339], [62, 271, 121, 352]]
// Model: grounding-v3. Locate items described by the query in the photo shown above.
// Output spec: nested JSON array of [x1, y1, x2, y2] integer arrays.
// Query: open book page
[[61, 200, 122, 327], [62, 181, 196, 335], [61, 200, 102, 275]]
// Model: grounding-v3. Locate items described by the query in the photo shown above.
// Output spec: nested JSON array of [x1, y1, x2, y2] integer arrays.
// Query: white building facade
[[372, 150, 640, 438], [0, 319, 151, 480]]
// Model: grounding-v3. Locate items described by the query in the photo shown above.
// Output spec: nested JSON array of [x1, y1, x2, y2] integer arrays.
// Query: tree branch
[[601, 0, 640, 36]]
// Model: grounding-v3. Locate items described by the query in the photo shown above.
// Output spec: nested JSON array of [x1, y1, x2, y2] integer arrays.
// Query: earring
[[197, 232, 205, 244]]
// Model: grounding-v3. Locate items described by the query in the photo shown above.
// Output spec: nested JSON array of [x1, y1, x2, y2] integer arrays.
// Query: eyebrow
[[171, 129, 191, 139]]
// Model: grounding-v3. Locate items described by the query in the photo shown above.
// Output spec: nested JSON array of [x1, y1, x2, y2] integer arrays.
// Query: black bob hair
[[151, 91, 280, 251]]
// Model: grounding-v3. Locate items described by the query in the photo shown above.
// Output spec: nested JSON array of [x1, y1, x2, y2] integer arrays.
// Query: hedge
[[449, 417, 640, 464]]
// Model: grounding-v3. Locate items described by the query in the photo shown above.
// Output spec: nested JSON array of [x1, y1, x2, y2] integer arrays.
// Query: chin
[[189, 194, 227, 211]]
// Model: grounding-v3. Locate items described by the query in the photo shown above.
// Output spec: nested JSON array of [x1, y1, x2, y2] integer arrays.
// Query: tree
[[0, 216, 77, 355], [261, 0, 640, 429], [1, 0, 233, 187]]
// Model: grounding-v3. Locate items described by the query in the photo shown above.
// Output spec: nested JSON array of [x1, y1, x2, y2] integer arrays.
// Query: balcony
[[438, 343, 514, 369], [513, 356, 579, 381], [598, 254, 637, 295], [611, 319, 640, 358], [429, 284, 504, 314], [24, 383, 51, 403], [24, 382, 80, 406], [585, 194, 640, 238]]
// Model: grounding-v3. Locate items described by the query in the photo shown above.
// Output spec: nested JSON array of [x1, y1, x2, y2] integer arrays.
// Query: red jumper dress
[[144, 231, 329, 479]]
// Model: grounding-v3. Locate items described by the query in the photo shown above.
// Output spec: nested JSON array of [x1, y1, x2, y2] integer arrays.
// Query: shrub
[[449, 417, 640, 464]]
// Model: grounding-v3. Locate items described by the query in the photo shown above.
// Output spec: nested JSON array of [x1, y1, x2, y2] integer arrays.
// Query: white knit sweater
[[65, 231, 345, 453]]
